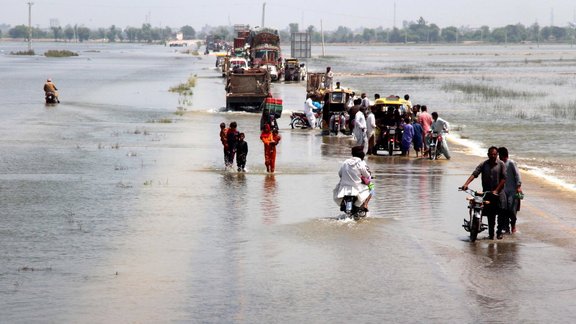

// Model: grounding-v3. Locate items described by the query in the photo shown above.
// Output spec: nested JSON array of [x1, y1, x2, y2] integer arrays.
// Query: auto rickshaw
[[321, 88, 354, 136], [215, 53, 228, 69], [284, 58, 301, 81], [373, 95, 410, 155]]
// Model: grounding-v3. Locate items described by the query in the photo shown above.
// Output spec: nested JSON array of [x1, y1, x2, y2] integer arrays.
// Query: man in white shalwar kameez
[[353, 107, 367, 148], [303, 94, 317, 128], [334, 146, 372, 209]]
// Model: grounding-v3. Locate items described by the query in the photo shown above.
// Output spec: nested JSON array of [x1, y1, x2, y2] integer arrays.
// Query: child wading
[[219, 122, 228, 166], [236, 133, 248, 172]]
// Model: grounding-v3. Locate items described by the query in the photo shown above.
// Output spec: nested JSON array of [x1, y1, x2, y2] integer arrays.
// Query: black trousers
[[483, 193, 505, 237]]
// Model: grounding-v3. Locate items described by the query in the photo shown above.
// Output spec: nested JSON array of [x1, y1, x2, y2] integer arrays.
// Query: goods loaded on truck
[[225, 68, 271, 112], [247, 27, 283, 81]]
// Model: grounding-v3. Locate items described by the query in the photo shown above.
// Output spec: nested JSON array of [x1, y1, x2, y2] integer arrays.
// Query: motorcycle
[[428, 130, 445, 160], [385, 126, 402, 156], [330, 112, 347, 135], [459, 187, 490, 242], [340, 195, 367, 220], [289, 108, 322, 129], [45, 91, 59, 104]]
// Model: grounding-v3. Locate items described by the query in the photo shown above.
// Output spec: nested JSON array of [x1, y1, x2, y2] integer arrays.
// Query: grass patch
[[548, 101, 576, 120], [398, 75, 434, 81], [174, 107, 186, 116], [169, 75, 197, 95], [388, 65, 416, 73], [45, 50, 79, 57], [10, 50, 35, 55], [442, 81, 544, 99], [182, 49, 199, 55], [147, 118, 173, 123]]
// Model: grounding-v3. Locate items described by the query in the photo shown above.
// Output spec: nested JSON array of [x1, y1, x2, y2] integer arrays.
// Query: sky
[[2, 0, 576, 31]]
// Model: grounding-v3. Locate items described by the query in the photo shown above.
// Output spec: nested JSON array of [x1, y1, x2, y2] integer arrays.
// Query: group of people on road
[[461, 146, 523, 240], [219, 121, 281, 173], [220, 122, 248, 172]]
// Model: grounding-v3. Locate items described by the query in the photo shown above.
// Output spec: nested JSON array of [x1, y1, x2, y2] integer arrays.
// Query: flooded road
[[1, 43, 575, 323]]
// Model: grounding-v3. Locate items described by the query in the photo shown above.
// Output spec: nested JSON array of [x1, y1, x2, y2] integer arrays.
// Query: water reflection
[[468, 242, 521, 320], [261, 174, 278, 225]]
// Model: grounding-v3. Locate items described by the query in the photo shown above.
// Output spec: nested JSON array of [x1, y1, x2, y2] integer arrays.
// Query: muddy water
[[1, 43, 575, 323]]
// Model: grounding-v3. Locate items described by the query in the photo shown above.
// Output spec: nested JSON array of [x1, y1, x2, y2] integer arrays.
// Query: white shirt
[[337, 157, 371, 197], [431, 117, 449, 133], [354, 110, 367, 131], [366, 112, 376, 136], [304, 98, 315, 115], [361, 97, 370, 108]]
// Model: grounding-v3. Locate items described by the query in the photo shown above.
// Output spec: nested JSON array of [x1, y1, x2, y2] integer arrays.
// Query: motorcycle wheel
[[429, 144, 436, 160], [388, 142, 394, 156], [291, 117, 306, 129], [470, 212, 480, 242]]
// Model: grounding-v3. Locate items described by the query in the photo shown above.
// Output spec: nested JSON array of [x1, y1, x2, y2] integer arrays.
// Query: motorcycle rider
[[303, 93, 317, 128], [43, 78, 60, 103], [333, 146, 373, 212], [430, 112, 450, 159]]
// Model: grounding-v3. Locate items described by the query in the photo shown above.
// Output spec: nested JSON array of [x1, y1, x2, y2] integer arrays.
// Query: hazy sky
[[3, 0, 576, 30]]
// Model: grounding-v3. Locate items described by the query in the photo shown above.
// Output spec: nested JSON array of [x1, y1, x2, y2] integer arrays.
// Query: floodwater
[[1, 42, 575, 323]]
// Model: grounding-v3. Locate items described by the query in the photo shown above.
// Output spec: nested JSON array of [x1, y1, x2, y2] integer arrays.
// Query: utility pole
[[320, 19, 325, 57], [27, 2, 34, 51], [393, 2, 397, 29], [261, 2, 266, 28]]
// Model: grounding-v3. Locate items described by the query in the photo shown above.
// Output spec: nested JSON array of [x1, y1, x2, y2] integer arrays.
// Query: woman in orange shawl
[[260, 125, 281, 172]]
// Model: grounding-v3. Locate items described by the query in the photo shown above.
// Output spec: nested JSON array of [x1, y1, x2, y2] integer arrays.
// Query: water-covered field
[[0, 42, 574, 323], [306, 44, 576, 191]]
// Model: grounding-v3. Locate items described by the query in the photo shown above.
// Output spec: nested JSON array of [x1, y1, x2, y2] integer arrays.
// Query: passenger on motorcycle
[[333, 146, 373, 212], [304, 93, 317, 128], [429, 112, 451, 159]]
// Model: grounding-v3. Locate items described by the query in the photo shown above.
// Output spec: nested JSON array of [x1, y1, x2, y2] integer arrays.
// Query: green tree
[[106, 25, 118, 42], [504, 24, 526, 43], [125, 27, 139, 42], [64, 25, 75, 42], [441, 26, 459, 42], [362, 28, 376, 42], [289, 23, 299, 34], [527, 23, 540, 42], [140, 23, 152, 42], [8, 25, 29, 39], [51, 26, 62, 41], [490, 27, 507, 43], [388, 27, 403, 43], [331, 26, 352, 43], [77, 27, 90, 42], [181, 25, 195, 39]]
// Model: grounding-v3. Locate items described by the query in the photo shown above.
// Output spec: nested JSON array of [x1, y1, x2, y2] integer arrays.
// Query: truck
[[247, 28, 283, 81], [225, 68, 271, 112]]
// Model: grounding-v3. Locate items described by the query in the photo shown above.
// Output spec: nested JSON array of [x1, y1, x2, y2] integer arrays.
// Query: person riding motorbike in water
[[43, 78, 60, 103], [333, 146, 373, 212], [430, 111, 450, 159]]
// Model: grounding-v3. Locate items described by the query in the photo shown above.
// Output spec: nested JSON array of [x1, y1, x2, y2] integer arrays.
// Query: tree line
[[2, 17, 575, 44], [290, 18, 576, 44], [3, 24, 197, 43]]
